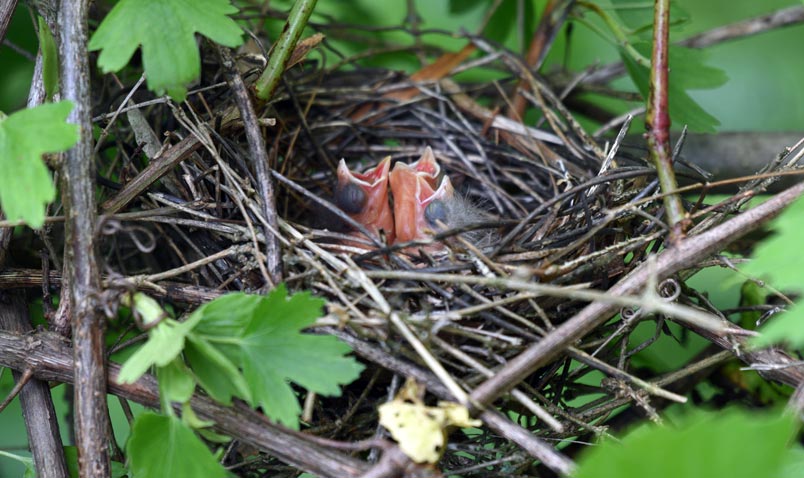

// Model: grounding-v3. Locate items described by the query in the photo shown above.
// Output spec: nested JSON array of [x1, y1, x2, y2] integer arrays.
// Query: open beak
[[389, 159, 455, 244], [335, 156, 395, 243], [408, 146, 441, 188]]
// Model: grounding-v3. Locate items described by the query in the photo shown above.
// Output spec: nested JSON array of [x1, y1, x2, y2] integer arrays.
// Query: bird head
[[389, 149, 455, 244], [334, 156, 395, 243]]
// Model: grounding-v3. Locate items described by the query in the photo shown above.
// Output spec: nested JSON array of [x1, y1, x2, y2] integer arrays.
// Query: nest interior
[[14, 21, 799, 478]]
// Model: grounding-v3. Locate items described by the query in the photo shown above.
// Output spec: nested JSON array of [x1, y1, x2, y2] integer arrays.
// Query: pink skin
[[389, 161, 454, 244], [337, 147, 455, 248], [336, 156, 395, 244]]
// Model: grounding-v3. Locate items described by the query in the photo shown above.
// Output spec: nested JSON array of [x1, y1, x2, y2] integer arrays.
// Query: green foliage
[[127, 413, 229, 478], [88, 0, 243, 101], [574, 408, 797, 478], [187, 286, 365, 429], [36, 17, 59, 101], [117, 312, 202, 383], [119, 286, 364, 429], [64, 446, 127, 478], [742, 195, 804, 348], [609, 0, 690, 35], [0, 101, 78, 228], [621, 43, 726, 132], [0, 450, 33, 478]]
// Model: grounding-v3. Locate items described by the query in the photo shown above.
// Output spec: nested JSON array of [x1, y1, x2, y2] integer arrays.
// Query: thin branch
[[0, 0, 18, 44], [0, 330, 368, 478], [218, 45, 282, 286], [0, 294, 68, 478]]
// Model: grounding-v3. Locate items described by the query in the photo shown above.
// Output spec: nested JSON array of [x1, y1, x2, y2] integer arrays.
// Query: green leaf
[[742, 195, 804, 292], [669, 46, 729, 90], [742, 195, 804, 348], [37, 17, 59, 100], [157, 358, 196, 404], [751, 304, 804, 349], [87, 0, 243, 101], [118, 313, 202, 383], [127, 413, 229, 478], [0, 101, 78, 227], [621, 43, 725, 133], [575, 408, 796, 478], [191, 286, 365, 429], [123, 292, 168, 326], [181, 401, 215, 429], [185, 333, 252, 405], [608, 0, 690, 35], [780, 445, 804, 478]]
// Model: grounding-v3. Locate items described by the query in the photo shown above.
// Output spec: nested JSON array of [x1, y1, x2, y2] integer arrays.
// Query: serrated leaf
[[190, 286, 364, 429], [0, 101, 78, 227], [575, 408, 796, 478], [37, 17, 59, 100], [88, 0, 243, 101], [621, 43, 723, 133], [118, 314, 202, 383], [127, 413, 229, 478]]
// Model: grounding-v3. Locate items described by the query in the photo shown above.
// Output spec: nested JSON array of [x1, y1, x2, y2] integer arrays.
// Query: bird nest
[[74, 31, 798, 477]]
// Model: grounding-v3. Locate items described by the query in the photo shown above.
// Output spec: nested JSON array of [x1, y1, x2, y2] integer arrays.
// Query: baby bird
[[334, 156, 395, 243], [388, 147, 455, 244], [334, 147, 486, 249]]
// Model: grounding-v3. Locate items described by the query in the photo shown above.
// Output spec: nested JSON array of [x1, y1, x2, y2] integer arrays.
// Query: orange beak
[[408, 146, 441, 188], [389, 152, 455, 244], [335, 156, 395, 243]]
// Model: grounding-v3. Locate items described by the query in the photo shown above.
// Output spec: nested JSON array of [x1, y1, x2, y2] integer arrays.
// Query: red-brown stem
[[647, 0, 688, 244]]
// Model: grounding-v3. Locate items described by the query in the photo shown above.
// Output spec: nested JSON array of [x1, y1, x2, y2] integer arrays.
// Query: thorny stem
[[647, 0, 688, 243], [59, 0, 110, 475], [255, 0, 319, 100], [470, 180, 804, 409]]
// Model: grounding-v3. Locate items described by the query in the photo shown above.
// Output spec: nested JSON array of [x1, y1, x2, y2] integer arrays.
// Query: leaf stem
[[255, 0, 318, 100]]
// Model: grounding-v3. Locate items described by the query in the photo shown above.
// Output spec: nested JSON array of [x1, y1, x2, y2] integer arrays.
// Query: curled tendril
[[620, 306, 640, 322], [99, 218, 157, 253], [658, 278, 681, 301]]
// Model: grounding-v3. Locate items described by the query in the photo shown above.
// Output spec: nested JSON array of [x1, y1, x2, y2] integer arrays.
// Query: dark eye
[[424, 199, 447, 226], [335, 182, 366, 214]]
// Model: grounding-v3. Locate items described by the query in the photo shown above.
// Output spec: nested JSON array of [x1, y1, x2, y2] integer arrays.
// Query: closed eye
[[335, 182, 367, 214], [424, 199, 448, 227]]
